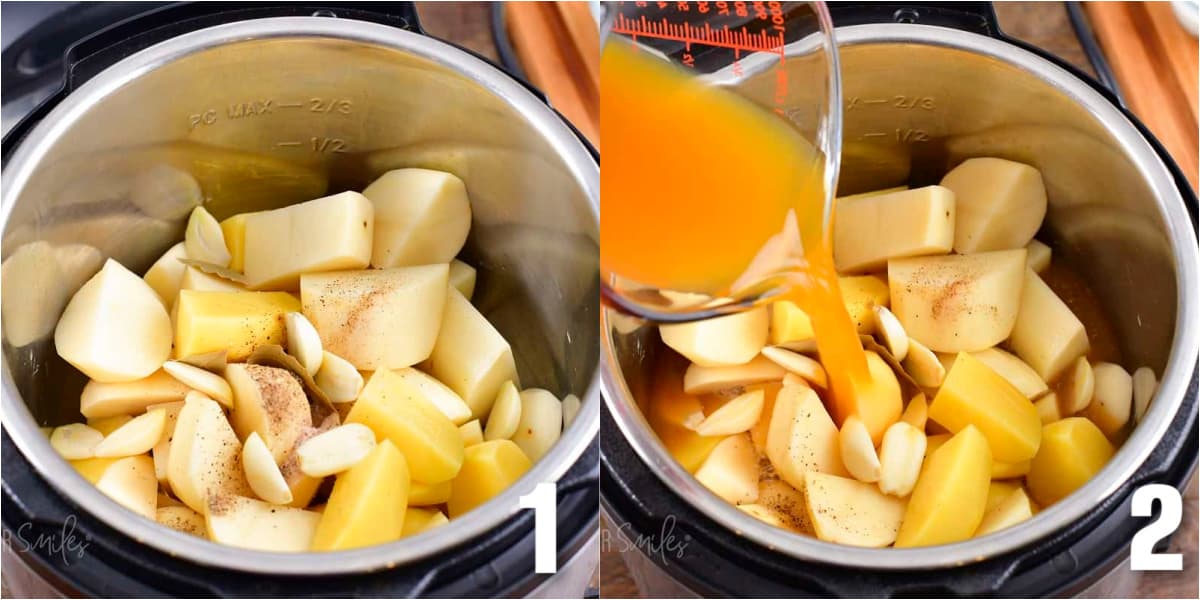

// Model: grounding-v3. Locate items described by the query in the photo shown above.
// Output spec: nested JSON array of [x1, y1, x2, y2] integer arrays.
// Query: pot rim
[[600, 23, 1199, 570], [1, 17, 600, 575]]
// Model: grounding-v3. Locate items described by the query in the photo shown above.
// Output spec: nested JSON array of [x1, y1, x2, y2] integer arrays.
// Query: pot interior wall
[[2, 35, 599, 426]]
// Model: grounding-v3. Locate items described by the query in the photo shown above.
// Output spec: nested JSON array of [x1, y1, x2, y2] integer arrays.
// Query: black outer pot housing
[[1, 2, 599, 597], [600, 2, 1199, 598]]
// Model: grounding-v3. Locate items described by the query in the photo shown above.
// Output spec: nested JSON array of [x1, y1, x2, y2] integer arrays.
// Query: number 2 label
[[519, 483, 557, 573], [1130, 484, 1183, 571]]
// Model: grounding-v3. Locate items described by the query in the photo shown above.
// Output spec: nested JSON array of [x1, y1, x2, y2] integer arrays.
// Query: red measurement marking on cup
[[610, 3, 791, 114]]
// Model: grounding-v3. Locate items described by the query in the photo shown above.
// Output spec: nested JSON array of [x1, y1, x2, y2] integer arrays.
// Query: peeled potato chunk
[[766, 384, 846, 491], [834, 185, 956, 273], [940, 157, 1047, 253], [1009, 268, 1090, 382], [1084, 362, 1132, 438], [895, 426, 991, 547], [392, 367, 473, 426], [173, 290, 299, 361], [242, 191, 373, 290], [227, 364, 312, 463], [1025, 239, 1051, 273], [696, 389, 764, 437], [769, 300, 813, 345], [301, 265, 448, 370], [409, 480, 452, 506], [682, 356, 786, 395], [311, 439, 409, 551], [80, 370, 190, 420], [346, 368, 464, 483], [511, 388, 563, 462], [970, 347, 1048, 400], [805, 471, 907, 547], [426, 289, 519, 419], [168, 393, 251, 514], [157, 505, 206, 536], [55, 259, 172, 382], [840, 274, 890, 334], [887, 249, 1026, 353], [448, 259, 477, 299], [206, 495, 320, 552], [694, 433, 759, 504], [975, 487, 1034, 536], [219, 212, 258, 273], [363, 168, 472, 268], [143, 242, 188, 308], [179, 266, 245, 293], [929, 352, 1041, 463], [660, 307, 768, 368], [2, 241, 103, 347], [402, 507, 449, 537], [1026, 417, 1114, 506], [839, 350, 903, 445], [95, 455, 158, 520], [447, 439, 531, 517]]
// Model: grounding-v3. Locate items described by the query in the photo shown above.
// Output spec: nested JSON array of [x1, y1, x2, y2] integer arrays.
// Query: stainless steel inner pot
[[602, 24, 1199, 570], [1, 18, 599, 575]]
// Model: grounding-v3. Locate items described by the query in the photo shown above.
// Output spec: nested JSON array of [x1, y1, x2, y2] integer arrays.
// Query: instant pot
[[2, 2, 599, 597], [601, 2, 1198, 597]]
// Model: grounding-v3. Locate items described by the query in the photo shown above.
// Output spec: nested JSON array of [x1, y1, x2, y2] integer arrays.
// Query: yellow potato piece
[[447, 439, 531, 517], [834, 185, 955, 274], [648, 378, 724, 472], [895, 426, 991, 547], [426, 289, 519, 419], [769, 300, 813, 346], [694, 433, 759, 504], [219, 212, 258, 273], [660, 307, 768, 368], [80, 369, 190, 419], [900, 393, 928, 431], [346, 368, 464, 483], [87, 415, 133, 437], [923, 433, 1029, 480], [1026, 417, 1114, 507], [939, 157, 1046, 253], [929, 352, 1042, 463], [206, 495, 319, 552], [409, 480, 452, 506], [1035, 392, 1062, 425], [173, 290, 299, 361], [301, 266, 449, 370], [805, 471, 907, 547], [839, 274, 890, 334], [168, 392, 251, 514], [1009, 268, 1090, 382], [971, 347, 1048, 400], [242, 191, 373, 290], [985, 481, 1021, 513], [157, 505, 206, 536], [756, 478, 814, 534], [765, 384, 846, 491], [70, 457, 121, 484], [363, 168, 472, 268], [94, 455, 158, 520], [448, 259, 477, 299], [311, 440, 409, 551], [459, 420, 484, 447], [402, 507, 449, 537], [179, 266, 244, 293], [975, 487, 1034, 536]]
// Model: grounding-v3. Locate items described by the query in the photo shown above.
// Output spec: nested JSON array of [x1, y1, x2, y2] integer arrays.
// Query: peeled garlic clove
[[50, 423, 104, 460], [184, 206, 232, 268], [484, 380, 522, 441], [877, 421, 926, 497], [695, 389, 764, 437], [761, 346, 828, 388], [314, 351, 363, 403], [284, 312, 323, 376], [902, 339, 945, 388], [839, 415, 881, 483], [562, 394, 581, 429], [1132, 367, 1157, 423], [93, 408, 167, 457], [162, 360, 233, 408], [297, 423, 376, 477], [873, 306, 909, 362], [243, 432, 294, 505]]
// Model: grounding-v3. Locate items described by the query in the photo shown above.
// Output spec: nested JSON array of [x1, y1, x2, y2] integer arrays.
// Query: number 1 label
[[1130, 484, 1183, 571], [519, 483, 557, 573]]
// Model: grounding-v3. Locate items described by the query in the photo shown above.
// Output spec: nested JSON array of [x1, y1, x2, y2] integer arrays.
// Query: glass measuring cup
[[600, 0, 843, 323]]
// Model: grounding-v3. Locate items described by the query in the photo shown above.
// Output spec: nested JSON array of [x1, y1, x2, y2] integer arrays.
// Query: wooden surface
[[600, 2, 1200, 598], [1085, 1, 1199, 190]]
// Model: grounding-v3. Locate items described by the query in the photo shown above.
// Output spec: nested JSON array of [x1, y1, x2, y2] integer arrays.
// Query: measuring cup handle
[[62, 2, 425, 91]]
